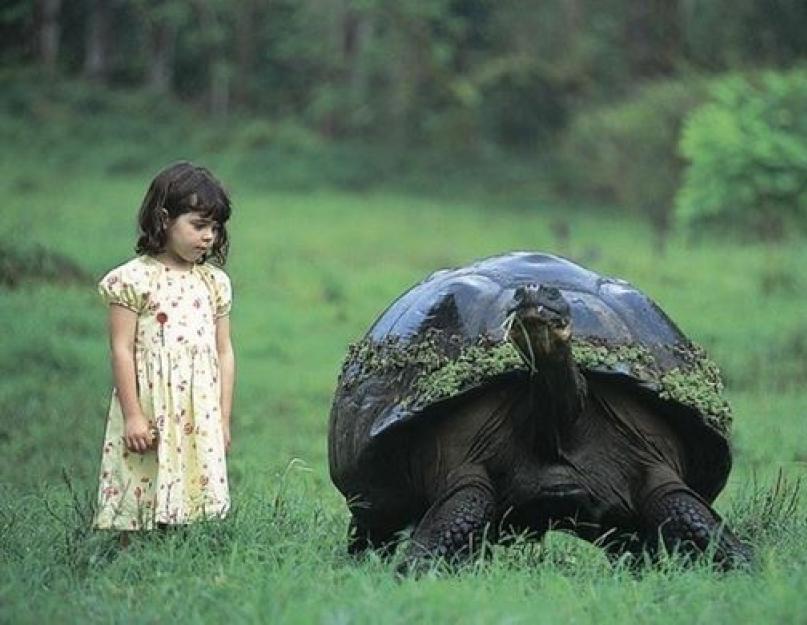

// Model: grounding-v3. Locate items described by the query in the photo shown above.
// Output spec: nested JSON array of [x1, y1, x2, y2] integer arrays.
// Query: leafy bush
[[559, 78, 707, 245], [676, 68, 807, 239]]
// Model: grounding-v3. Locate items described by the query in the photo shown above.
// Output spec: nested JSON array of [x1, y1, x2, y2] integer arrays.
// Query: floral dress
[[93, 254, 231, 530]]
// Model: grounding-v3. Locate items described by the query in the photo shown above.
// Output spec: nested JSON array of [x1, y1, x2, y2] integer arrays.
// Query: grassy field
[[2, 146, 807, 624]]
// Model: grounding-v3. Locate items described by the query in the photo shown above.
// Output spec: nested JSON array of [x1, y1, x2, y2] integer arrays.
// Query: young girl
[[94, 161, 235, 535]]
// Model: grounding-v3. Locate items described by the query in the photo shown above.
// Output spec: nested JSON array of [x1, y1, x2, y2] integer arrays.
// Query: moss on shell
[[659, 344, 732, 434], [571, 339, 657, 375], [409, 342, 523, 407], [338, 330, 732, 436]]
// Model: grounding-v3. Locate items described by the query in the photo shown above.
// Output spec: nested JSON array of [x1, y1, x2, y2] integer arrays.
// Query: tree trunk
[[311, 0, 348, 138], [191, 0, 231, 118], [233, 0, 258, 109], [343, 7, 374, 130], [146, 22, 177, 94], [344, 9, 372, 96], [37, 0, 61, 71], [562, 0, 582, 44], [625, 0, 681, 78], [83, 0, 110, 81], [210, 60, 231, 118], [386, 11, 427, 146]]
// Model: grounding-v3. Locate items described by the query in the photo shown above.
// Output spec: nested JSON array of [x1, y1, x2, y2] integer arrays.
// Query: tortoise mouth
[[504, 311, 572, 366], [515, 305, 569, 329]]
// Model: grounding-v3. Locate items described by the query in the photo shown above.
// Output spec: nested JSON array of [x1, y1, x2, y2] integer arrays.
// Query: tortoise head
[[507, 285, 572, 361]]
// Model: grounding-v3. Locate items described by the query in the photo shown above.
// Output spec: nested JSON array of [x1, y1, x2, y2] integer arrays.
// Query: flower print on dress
[[156, 311, 168, 346]]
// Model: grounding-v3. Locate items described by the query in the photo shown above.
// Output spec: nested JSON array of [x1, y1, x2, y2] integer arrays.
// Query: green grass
[[2, 139, 807, 624]]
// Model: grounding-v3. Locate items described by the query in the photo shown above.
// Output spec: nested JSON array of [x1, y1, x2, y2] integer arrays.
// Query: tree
[[134, 0, 189, 94], [36, 0, 61, 70], [83, 0, 111, 80], [191, 0, 233, 117], [232, 0, 260, 109]]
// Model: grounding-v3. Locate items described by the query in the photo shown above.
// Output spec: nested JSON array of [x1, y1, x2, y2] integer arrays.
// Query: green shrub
[[559, 78, 707, 246], [676, 68, 807, 239]]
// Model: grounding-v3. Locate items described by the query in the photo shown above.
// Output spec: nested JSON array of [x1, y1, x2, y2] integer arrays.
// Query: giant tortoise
[[328, 252, 749, 568]]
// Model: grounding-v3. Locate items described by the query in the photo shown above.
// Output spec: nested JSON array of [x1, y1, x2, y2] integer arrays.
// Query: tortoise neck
[[529, 345, 588, 458]]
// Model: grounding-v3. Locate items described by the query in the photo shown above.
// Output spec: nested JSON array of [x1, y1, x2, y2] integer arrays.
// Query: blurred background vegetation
[[2, 0, 807, 245], [2, 3, 807, 623]]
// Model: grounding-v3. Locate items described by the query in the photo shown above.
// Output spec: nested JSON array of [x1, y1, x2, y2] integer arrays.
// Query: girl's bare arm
[[216, 314, 235, 452], [108, 304, 152, 452]]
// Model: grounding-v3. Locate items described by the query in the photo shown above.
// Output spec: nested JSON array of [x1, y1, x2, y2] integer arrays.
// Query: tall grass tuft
[[728, 469, 803, 547], [42, 470, 119, 578]]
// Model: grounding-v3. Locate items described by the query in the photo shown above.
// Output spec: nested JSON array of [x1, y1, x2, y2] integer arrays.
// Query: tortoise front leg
[[347, 514, 401, 558], [402, 465, 496, 572], [346, 496, 411, 558], [641, 488, 751, 569]]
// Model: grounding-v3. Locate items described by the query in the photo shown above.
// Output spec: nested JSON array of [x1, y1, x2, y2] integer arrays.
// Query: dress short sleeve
[[212, 269, 232, 318], [97, 263, 148, 313]]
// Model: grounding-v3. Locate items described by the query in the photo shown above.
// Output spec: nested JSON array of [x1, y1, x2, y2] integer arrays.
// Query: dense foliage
[[2, 0, 807, 149], [676, 68, 807, 239], [559, 78, 707, 246], [4, 2, 807, 241]]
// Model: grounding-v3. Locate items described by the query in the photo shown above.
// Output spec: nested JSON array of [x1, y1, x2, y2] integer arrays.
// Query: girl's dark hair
[[136, 161, 232, 265]]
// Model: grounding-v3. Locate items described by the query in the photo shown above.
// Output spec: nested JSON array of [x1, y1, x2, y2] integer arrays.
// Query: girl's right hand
[[124, 414, 156, 453]]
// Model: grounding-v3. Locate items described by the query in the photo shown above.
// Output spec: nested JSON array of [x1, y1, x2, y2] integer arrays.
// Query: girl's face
[[164, 211, 219, 263]]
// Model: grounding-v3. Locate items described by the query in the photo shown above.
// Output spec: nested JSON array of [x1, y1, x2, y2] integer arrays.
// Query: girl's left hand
[[222, 421, 231, 454]]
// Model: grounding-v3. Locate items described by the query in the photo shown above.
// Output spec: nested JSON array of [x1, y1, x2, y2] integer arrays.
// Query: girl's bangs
[[195, 201, 229, 224], [181, 182, 231, 224]]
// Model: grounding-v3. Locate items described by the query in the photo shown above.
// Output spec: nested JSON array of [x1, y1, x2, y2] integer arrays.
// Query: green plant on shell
[[339, 331, 731, 434], [659, 346, 732, 433], [410, 343, 523, 407]]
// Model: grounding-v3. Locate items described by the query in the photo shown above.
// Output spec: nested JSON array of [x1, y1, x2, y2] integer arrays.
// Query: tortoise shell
[[330, 252, 732, 500]]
